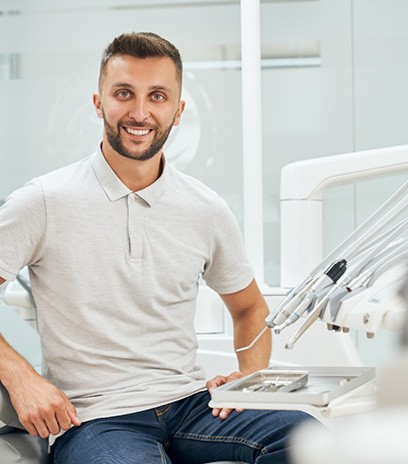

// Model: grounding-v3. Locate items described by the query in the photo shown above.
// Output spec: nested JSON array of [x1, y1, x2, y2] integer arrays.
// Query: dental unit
[[209, 145, 408, 430], [238, 146, 408, 354]]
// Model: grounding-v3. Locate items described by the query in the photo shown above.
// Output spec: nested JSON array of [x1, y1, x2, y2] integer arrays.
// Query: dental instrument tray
[[210, 365, 375, 408], [231, 369, 308, 394]]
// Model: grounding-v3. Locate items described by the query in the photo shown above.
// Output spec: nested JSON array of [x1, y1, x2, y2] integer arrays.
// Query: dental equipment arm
[[237, 183, 407, 352], [281, 144, 408, 287], [266, 179, 408, 330], [236, 145, 408, 354], [272, 182, 406, 322], [283, 184, 407, 348]]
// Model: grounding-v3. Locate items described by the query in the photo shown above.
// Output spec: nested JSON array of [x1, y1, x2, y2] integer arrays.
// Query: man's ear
[[93, 94, 103, 119], [173, 99, 186, 127]]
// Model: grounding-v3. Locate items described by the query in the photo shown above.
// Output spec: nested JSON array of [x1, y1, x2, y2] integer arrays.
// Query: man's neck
[[101, 145, 163, 192]]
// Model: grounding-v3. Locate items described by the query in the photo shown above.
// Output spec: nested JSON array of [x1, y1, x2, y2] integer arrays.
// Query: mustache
[[120, 120, 156, 129]]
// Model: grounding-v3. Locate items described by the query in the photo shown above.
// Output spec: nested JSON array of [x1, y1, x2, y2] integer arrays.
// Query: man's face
[[93, 55, 185, 162]]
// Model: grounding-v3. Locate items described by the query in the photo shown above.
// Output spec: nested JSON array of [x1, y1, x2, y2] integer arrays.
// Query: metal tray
[[210, 365, 375, 407], [237, 369, 308, 393]]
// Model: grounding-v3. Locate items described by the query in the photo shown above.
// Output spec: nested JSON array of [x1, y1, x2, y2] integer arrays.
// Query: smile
[[123, 127, 152, 136]]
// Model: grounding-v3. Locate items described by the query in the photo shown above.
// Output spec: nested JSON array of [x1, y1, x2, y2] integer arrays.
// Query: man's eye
[[117, 91, 131, 98], [152, 93, 164, 101]]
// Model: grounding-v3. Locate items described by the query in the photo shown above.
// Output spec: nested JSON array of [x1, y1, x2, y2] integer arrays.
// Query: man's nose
[[128, 98, 150, 121]]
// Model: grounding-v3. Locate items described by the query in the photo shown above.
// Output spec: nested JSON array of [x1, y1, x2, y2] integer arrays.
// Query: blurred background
[[0, 0, 407, 366]]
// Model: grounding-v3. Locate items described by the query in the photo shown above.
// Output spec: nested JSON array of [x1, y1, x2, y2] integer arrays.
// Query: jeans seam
[[173, 432, 263, 450], [155, 408, 170, 447], [157, 442, 168, 464]]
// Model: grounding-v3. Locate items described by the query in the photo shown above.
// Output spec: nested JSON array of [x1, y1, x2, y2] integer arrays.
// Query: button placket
[[127, 194, 144, 260]]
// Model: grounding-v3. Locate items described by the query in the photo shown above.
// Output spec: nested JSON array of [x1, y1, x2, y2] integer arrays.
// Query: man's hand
[[206, 371, 245, 420], [5, 369, 81, 439]]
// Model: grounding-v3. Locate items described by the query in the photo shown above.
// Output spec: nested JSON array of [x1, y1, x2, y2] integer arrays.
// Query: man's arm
[[0, 275, 81, 438], [206, 279, 271, 419], [222, 279, 271, 374]]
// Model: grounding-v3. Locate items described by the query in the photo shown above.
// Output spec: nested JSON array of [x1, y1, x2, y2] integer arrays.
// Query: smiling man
[[0, 32, 312, 464], [94, 38, 185, 190], [96, 53, 184, 162]]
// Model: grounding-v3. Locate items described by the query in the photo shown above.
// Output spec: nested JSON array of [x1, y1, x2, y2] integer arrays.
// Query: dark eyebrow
[[111, 83, 173, 93], [149, 85, 172, 93], [111, 82, 134, 89]]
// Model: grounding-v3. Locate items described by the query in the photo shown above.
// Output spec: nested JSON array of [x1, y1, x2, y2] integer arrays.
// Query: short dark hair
[[99, 32, 183, 91]]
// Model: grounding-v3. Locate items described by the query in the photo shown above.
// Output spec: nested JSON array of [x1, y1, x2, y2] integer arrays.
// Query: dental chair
[[0, 384, 243, 464], [0, 287, 49, 463], [0, 384, 48, 464], [0, 285, 244, 463]]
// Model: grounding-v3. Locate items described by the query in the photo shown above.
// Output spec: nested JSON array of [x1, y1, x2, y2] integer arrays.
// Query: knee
[[264, 409, 319, 445], [52, 425, 105, 464]]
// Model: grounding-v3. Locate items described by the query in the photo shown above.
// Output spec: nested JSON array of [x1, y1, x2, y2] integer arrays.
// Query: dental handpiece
[[265, 277, 317, 328], [264, 275, 313, 328], [285, 277, 350, 350], [264, 200, 406, 330], [274, 259, 348, 333], [274, 295, 314, 334], [237, 275, 317, 352], [238, 261, 347, 352]]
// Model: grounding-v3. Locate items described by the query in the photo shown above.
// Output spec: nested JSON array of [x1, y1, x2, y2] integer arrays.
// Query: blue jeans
[[52, 391, 312, 464]]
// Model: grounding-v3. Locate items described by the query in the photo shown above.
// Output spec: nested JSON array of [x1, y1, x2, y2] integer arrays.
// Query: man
[[0, 32, 311, 463]]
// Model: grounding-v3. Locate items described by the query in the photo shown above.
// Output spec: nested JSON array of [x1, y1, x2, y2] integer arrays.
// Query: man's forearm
[[234, 304, 271, 374], [0, 334, 81, 437], [0, 335, 35, 388], [221, 280, 272, 375]]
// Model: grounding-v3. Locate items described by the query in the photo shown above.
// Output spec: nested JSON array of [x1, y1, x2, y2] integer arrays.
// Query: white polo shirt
[[0, 149, 253, 423]]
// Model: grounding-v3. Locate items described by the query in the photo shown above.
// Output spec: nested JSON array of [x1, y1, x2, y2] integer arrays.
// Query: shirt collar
[[135, 158, 168, 207], [91, 146, 169, 206]]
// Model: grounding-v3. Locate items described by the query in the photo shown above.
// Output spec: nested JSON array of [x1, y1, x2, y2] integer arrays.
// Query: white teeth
[[125, 127, 150, 136]]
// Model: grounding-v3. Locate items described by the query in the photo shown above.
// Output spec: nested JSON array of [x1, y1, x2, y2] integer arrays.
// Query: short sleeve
[[0, 179, 47, 281], [202, 202, 254, 294]]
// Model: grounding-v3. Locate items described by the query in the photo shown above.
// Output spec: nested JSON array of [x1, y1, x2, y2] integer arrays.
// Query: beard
[[102, 110, 174, 162]]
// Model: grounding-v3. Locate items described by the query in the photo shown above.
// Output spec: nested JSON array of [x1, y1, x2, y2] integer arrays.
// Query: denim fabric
[[52, 391, 312, 464]]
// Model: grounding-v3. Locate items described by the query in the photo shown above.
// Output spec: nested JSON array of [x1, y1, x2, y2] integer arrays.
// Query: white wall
[[1, 0, 407, 367]]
